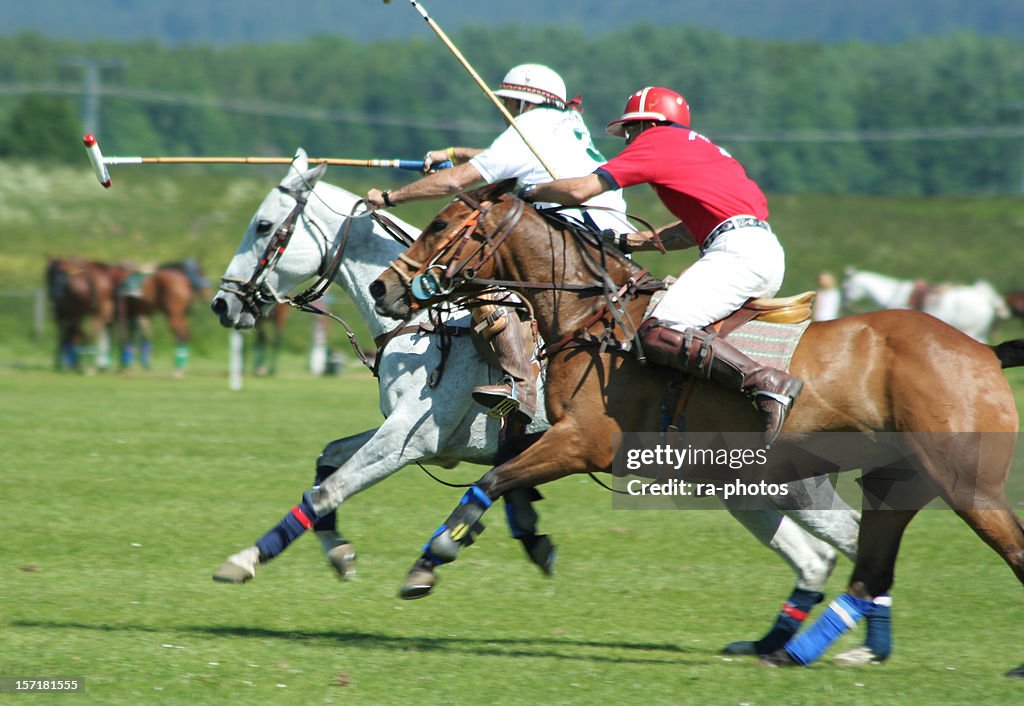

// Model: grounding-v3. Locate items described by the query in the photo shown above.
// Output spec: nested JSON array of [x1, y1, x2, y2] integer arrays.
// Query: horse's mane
[[460, 179, 645, 282]]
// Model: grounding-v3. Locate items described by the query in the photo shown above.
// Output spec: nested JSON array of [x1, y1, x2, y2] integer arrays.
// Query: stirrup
[[753, 390, 794, 407], [486, 397, 520, 420]]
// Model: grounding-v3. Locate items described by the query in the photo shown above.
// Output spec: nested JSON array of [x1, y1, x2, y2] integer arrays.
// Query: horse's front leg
[[212, 419, 430, 584], [401, 417, 608, 599]]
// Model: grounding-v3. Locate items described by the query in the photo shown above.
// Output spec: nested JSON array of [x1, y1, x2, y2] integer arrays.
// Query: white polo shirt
[[470, 108, 631, 234]]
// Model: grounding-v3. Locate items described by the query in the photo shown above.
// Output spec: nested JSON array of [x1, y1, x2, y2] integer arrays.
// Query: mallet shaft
[[83, 134, 448, 187], [408, 0, 559, 179]]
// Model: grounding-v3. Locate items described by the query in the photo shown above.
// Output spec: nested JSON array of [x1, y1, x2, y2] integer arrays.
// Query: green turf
[[1, 368, 1023, 705], [3, 160, 1024, 703]]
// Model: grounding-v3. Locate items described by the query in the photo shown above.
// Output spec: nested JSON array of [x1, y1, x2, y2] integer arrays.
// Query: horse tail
[[991, 339, 1024, 369]]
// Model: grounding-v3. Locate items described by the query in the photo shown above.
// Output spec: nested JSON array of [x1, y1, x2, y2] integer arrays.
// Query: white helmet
[[494, 64, 567, 108]]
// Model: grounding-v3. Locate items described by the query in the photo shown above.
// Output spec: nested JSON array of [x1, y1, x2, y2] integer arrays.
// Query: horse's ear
[[280, 162, 327, 197], [290, 148, 310, 175]]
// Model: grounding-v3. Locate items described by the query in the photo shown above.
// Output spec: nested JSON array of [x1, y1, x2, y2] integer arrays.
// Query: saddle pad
[[723, 319, 810, 371]]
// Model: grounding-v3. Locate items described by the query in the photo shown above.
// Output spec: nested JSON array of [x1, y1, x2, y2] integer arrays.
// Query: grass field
[[3, 366, 1024, 705], [3, 159, 1024, 703]]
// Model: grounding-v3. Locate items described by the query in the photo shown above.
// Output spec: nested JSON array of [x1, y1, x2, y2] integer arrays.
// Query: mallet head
[[83, 134, 112, 188]]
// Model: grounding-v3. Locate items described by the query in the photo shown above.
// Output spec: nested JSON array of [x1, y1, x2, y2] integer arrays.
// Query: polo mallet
[[83, 134, 449, 188], [392, 0, 560, 179]]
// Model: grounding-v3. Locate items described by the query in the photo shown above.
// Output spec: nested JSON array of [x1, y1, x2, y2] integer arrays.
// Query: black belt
[[700, 216, 770, 252]]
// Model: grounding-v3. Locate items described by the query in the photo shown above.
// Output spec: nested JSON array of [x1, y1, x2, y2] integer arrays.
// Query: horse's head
[[211, 149, 328, 329], [370, 179, 522, 320]]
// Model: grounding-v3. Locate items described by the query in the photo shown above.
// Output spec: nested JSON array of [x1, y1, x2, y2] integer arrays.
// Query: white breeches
[[651, 226, 785, 331]]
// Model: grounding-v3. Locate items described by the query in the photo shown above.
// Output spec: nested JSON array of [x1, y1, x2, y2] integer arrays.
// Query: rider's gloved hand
[[422, 148, 456, 173], [600, 229, 633, 254]]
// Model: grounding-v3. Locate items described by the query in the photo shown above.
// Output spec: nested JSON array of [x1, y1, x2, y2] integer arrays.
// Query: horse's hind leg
[[954, 505, 1024, 584], [953, 503, 1024, 678], [720, 511, 832, 655], [311, 431, 387, 579], [168, 315, 189, 376], [765, 467, 931, 667]]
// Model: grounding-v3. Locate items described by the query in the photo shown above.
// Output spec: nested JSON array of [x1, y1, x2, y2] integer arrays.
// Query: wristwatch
[[518, 183, 538, 201], [381, 190, 395, 207]]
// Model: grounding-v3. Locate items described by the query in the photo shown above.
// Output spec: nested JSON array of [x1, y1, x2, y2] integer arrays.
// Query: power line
[[0, 81, 501, 135], [2, 81, 1023, 143]]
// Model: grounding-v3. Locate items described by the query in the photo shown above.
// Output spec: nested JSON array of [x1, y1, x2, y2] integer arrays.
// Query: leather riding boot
[[472, 319, 537, 425], [640, 320, 803, 447]]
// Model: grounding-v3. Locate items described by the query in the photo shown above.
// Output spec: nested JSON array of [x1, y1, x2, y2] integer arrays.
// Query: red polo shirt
[[595, 124, 768, 246]]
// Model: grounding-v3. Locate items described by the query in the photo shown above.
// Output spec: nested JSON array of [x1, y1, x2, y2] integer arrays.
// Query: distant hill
[[2, 0, 1023, 45]]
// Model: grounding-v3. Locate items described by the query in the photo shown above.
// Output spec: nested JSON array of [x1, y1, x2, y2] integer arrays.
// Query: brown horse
[[1006, 290, 1024, 319], [370, 181, 1024, 675], [45, 257, 119, 372], [251, 303, 292, 376], [117, 260, 209, 376]]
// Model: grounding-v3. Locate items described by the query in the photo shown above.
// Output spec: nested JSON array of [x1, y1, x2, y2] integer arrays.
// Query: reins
[[390, 193, 666, 362]]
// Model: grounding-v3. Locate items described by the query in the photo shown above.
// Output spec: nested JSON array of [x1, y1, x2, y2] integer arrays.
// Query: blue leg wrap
[[421, 485, 492, 565], [62, 342, 79, 368], [785, 593, 876, 665], [255, 492, 319, 561], [121, 343, 135, 368], [864, 595, 893, 659]]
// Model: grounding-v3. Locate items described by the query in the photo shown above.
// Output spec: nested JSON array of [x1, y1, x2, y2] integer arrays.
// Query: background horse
[[45, 257, 118, 372], [251, 303, 291, 376], [842, 267, 1010, 342], [208, 153, 883, 659], [370, 180, 1024, 675], [1005, 289, 1024, 320], [117, 259, 209, 376]]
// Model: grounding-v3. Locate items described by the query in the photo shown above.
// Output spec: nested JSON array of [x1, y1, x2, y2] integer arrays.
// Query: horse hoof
[[759, 649, 799, 668], [833, 646, 886, 666], [212, 546, 258, 583], [399, 559, 438, 600], [1005, 663, 1024, 679], [522, 534, 556, 576], [212, 560, 254, 583], [326, 543, 357, 581], [721, 641, 758, 656]]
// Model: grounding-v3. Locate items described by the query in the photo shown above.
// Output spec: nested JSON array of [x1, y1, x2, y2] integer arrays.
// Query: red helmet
[[606, 87, 691, 137]]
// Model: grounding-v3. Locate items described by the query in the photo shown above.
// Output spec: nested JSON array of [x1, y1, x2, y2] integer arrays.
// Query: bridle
[[218, 184, 412, 370], [384, 192, 526, 311], [218, 186, 316, 318], [386, 192, 664, 358]]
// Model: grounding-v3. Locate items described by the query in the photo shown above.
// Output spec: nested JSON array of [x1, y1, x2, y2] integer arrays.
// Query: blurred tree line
[[1, 26, 1022, 195]]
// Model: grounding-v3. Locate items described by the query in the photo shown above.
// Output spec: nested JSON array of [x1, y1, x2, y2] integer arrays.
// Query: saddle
[[659, 291, 816, 433], [714, 291, 816, 337]]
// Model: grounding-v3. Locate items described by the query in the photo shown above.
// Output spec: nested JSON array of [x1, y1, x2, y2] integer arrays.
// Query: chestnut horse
[[45, 257, 118, 372], [251, 303, 291, 376], [370, 180, 1024, 675], [118, 260, 209, 376]]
